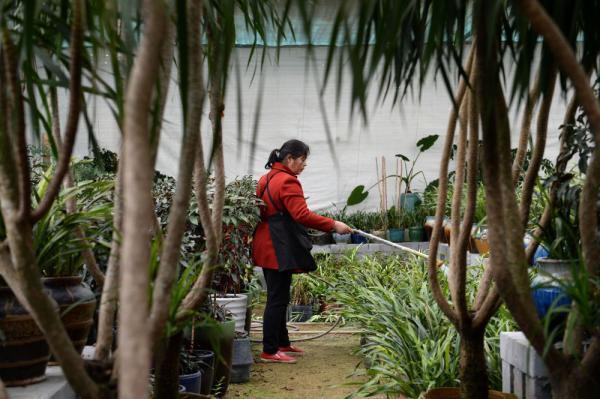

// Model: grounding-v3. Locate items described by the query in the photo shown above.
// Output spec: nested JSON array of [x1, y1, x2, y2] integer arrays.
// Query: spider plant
[[30, 177, 114, 277]]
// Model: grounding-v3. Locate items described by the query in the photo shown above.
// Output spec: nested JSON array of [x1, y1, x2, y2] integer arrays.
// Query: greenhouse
[[0, 1, 598, 399]]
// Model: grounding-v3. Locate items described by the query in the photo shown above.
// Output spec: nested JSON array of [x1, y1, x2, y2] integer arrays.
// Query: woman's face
[[284, 155, 307, 175]]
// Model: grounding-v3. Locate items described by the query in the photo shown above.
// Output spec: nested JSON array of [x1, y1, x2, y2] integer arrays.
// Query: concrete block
[[6, 366, 76, 399], [500, 332, 551, 399]]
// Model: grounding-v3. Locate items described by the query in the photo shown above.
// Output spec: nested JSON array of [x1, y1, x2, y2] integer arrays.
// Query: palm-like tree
[[306, 0, 600, 397]]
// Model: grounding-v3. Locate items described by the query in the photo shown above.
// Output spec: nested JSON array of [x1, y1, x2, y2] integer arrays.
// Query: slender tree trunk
[[459, 329, 488, 399], [49, 86, 105, 287], [118, 1, 168, 398], [154, 333, 183, 399], [0, 378, 7, 399], [94, 166, 123, 361]]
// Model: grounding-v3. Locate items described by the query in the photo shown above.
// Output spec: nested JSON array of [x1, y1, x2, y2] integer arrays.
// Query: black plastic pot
[[288, 304, 313, 322], [192, 350, 215, 395], [230, 335, 253, 383], [309, 230, 333, 245], [187, 319, 235, 397]]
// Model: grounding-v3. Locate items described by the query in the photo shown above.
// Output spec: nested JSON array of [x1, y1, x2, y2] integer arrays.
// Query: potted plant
[[404, 207, 425, 242], [230, 331, 253, 383], [387, 206, 405, 243], [212, 176, 262, 333], [179, 348, 203, 394], [186, 301, 235, 398], [289, 274, 316, 322], [346, 211, 370, 244], [395, 135, 439, 211], [532, 183, 580, 334], [329, 206, 352, 244], [34, 179, 113, 358]]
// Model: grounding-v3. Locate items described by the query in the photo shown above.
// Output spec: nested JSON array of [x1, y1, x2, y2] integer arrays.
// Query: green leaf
[[395, 153, 409, 162], [347, 185, 369, 206], [416, 134, 439, 152]]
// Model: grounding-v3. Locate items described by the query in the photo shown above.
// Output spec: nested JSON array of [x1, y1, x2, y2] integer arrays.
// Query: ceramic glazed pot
[[400, 192, 421, 211], [0, 286, 50, 386], [42, 276, 96, 358], [388, 228, 404, 243]]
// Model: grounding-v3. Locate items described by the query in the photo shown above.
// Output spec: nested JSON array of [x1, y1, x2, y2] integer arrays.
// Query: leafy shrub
[[314, 253, 514, 398]]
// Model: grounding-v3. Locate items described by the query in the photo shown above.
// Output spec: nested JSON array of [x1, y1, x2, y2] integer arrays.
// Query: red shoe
[[278, 345, 305, 356], [259, 351, 297, 363]]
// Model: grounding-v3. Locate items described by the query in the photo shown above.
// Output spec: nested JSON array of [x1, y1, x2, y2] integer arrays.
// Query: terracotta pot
[[423, 387, 518, 399], [42, 276, 96, 358], [0, 286, 50, 386]]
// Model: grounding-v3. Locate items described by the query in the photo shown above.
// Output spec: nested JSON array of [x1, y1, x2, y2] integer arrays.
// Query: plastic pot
[[332, 233, 351, 244], [400, 193, 421, 211], [215, 294, 248, 333], [288, 304, 313, 322], [230, 335, 253, 383], [408, 226, 424, 241], [308, 230, 333, 245], [187, 319, 235, 397], [179, 370, 202, 394], [350, 232, 369, 244], [191, 350, 215, 395]]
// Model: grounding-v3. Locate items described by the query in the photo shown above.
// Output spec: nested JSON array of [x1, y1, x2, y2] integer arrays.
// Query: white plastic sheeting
[[69, 45, 568, 212]]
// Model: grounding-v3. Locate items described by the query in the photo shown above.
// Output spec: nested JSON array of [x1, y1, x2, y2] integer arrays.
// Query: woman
[[253, 139, 352, 364]]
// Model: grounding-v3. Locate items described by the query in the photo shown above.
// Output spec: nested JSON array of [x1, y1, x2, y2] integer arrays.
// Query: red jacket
[[252, 163, 335, 270]]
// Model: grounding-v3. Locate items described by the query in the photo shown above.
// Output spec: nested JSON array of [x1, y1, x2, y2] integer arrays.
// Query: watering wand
[[351, 229, 444, 267]]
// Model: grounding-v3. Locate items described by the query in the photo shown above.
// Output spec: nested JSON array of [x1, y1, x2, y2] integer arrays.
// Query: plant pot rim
[[536, 257, 577, 264], [215, 293, 247, 299], [180, 370, 202, 378], [42, 275, 84, 286]]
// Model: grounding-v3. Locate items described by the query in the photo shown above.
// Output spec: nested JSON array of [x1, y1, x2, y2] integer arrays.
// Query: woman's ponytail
[[265, 148, 281, 169]]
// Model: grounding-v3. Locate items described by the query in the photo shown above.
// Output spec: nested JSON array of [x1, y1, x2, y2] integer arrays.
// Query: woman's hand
[[333, 221, 352, 234]]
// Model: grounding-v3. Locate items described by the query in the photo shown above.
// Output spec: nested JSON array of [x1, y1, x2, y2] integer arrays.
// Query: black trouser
[[262, 268, 292, 354]]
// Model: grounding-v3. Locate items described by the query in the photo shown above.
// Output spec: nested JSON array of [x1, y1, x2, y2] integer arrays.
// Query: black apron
[[259, 171, 317, 273]]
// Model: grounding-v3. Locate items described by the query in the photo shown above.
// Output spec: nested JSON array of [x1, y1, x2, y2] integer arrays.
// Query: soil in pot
[[187, 319, 235, 397], [423, 387, 517, 399], [230, 333, 253, 383], [0, 286, 51, 386], [42, 276, 96, 358]]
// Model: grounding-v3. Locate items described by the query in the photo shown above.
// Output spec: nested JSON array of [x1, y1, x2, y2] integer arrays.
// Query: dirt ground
[[226, 326, 372, 399]]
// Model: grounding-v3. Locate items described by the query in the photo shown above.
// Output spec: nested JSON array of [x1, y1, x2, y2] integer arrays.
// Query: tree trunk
[[154, 333, 183, 399], [549, 365, 600, 399], [459, 329, 488, 399], [0, 378, 7, 399]]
